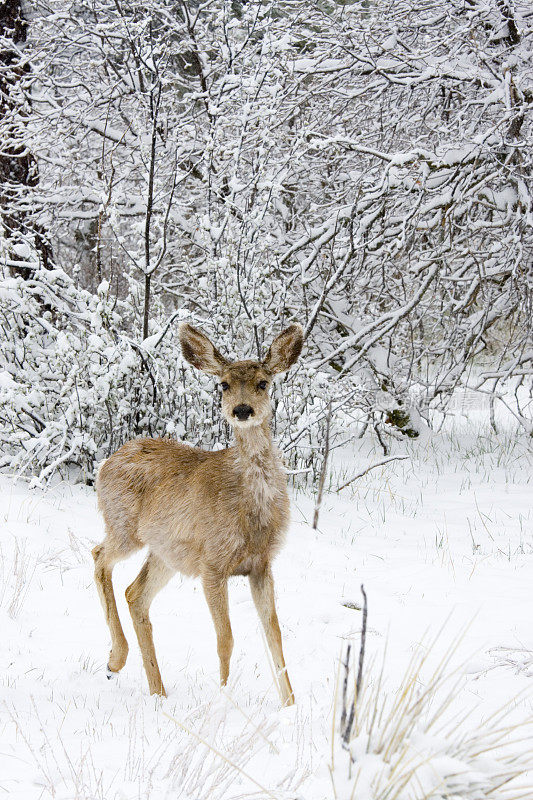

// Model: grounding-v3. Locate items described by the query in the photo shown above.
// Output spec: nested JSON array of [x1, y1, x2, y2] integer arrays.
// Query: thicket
[[1, 0, 531, 483]]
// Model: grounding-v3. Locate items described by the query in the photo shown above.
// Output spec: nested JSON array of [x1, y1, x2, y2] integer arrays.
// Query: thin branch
[[340, 643, 352, 732], [312, 399, 332, 530], [342, 585, 368, 748], [337, 455, 409, 492]]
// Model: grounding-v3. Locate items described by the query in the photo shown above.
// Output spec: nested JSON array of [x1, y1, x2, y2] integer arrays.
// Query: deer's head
[[179, 322, 304, 429]]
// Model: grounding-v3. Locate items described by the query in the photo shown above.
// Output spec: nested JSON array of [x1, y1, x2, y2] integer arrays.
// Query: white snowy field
[[1, 411, 532, 799]]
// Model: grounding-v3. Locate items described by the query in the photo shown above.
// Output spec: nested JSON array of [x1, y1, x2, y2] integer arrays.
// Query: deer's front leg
[[249, 567, 295, 706], [202, 570, 234, 685]]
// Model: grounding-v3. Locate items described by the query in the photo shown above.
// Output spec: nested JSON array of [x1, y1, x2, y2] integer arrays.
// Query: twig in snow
[[340, 643, 351, 732], [356, 585, 368, 700], [336, 455, 409, 493], [313, 399, 332, 529], [342, 585, 368, 749]]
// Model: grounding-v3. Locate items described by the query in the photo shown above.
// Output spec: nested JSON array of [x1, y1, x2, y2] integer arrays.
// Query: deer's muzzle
[[232, 404, 254, 421]]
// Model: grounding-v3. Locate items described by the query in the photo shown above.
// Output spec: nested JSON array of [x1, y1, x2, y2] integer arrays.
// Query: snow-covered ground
[[1, 411, 532, 799]]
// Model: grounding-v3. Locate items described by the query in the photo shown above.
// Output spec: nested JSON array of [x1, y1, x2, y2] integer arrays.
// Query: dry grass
[[0, 540, 37, 619], [333, 624, 533, 800]]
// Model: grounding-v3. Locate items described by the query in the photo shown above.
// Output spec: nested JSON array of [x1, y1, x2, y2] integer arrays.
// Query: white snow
[[0, 371, 16, 389], [1, 410, 532, 798]]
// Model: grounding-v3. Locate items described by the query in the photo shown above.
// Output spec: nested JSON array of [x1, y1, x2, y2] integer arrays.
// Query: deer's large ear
[[263, 323, 304, 375], [179, 323, 229, 375]]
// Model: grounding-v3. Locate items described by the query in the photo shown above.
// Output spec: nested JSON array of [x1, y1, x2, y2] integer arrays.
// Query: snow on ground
[[1, 411, 532, 799]]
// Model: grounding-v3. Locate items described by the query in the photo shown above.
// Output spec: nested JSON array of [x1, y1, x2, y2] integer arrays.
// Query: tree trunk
[[0, 0, 52, 274]]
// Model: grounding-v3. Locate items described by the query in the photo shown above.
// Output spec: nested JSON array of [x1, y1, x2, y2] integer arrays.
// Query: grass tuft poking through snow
[[334, 616, 533, 800], [0, 540, 37, 619]]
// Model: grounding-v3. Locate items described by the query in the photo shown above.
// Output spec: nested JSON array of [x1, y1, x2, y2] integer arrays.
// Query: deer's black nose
[[233, 404, 254, 421]]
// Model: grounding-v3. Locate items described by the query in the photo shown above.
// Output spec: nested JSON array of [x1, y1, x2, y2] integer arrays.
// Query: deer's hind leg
[[92, 534, 141, 675], [126, 552, 176, 697]]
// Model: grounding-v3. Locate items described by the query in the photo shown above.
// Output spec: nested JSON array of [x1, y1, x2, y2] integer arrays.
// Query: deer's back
[[96, 438, 290, 577]]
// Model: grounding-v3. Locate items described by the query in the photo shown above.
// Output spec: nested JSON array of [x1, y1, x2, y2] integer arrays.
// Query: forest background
[[0, 0, 531, 483]]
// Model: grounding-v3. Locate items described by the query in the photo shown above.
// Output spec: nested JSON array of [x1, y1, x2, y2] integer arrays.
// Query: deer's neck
[[233, 420, 285, 521]]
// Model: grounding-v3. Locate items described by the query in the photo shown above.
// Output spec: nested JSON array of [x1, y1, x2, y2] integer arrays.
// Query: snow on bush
[[0, 265, 343, 484], [2, 0, 532, 487]]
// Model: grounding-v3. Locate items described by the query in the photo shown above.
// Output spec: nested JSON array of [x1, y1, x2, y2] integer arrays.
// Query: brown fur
[[92, 322, 304, 705]]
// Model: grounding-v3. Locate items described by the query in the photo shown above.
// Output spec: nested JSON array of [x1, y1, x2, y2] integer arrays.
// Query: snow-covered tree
[[1, 0, 531, 482]]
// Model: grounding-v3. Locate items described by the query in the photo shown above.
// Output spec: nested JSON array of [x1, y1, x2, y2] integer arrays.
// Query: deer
[[92, 321, 304, 707]]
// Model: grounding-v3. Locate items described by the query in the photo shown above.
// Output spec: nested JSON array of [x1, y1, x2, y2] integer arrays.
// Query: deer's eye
[[258, 380, 268, 390], [221, 382, 230, 391]]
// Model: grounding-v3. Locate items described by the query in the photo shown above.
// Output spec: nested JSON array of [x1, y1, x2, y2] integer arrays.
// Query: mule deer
[[92, 322, 304, 706]]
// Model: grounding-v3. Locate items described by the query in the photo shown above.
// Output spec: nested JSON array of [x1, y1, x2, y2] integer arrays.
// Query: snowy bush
[[0, 0, 532, 482], [0, 265, 193, 481], [0, 264, 346, 483]]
